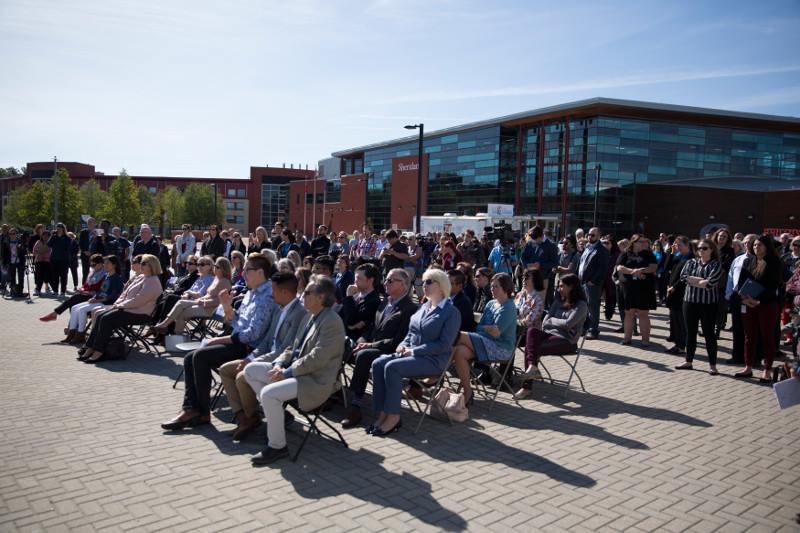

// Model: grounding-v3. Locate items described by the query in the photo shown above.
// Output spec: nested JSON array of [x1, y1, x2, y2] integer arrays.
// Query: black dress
[[617, 250, 658, 310]]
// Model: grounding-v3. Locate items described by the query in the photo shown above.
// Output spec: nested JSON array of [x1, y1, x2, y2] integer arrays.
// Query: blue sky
[[1, 0, 798, 177]]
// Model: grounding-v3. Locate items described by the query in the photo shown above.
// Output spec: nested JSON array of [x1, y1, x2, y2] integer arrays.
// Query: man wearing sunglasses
[[340, 269, 418, 429], [578, 227, 609, 339]]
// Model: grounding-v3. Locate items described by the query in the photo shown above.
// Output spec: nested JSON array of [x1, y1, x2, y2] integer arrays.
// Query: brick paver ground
[[1, 288, 798, 532]]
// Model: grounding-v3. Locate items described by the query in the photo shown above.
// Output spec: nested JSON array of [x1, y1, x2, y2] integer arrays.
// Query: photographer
[[488, 239, 517, 274]]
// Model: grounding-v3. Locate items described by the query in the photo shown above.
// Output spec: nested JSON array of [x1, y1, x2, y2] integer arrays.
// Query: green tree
[[42, 168, 82, 229], [0, 167, 23, 178], [159, 186, 185, 234], [137, 185, 157, 227], [182, 183, 226, 227], [79, 179, 109, 218], [103, 169, 141, 227], [1, 181, 50, 228]]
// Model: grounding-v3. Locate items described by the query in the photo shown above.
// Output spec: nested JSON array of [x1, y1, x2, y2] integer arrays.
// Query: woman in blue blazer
[[369, 268, 460, 437]]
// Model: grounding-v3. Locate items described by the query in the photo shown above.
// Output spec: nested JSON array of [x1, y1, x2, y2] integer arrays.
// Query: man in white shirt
[[726, 234, 757, 364], [174, 225, 197, 276]]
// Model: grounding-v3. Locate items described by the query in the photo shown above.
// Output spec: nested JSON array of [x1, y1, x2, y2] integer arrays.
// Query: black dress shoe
[[251, 446, 289, 465], [371, 419, 402, 437], [341, 407, 363, 429], [734, 371, 753, 379]]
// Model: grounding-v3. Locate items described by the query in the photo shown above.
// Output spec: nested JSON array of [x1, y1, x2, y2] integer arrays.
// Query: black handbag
[[104, 337, 129, 360]]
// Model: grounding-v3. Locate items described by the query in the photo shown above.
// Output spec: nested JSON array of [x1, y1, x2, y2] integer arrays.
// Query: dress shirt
[[726, 253, 749, 300], [231, 280, 275, 346]]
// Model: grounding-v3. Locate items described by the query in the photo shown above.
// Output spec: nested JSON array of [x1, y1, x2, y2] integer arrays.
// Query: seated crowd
[[9, 217, 798, 466]]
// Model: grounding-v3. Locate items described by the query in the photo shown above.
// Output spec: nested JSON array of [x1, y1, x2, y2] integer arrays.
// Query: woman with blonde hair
[[153, 256, 232, 335], [368, 268, 460, 436], [79, 254, 163, 362]]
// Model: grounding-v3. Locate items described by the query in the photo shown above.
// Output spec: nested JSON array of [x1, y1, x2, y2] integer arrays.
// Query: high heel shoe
[[371, 419, 402, 437]]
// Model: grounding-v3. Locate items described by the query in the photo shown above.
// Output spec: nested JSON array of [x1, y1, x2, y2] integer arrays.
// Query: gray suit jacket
[[274, 306, 345, 411], [251, 298, 308, 363]]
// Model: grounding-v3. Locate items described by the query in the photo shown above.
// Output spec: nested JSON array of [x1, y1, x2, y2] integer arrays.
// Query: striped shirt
[[680, 258, 722, 304]]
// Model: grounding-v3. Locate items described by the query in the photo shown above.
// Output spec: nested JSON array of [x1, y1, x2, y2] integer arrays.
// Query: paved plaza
[[0, 290, 798, 532]]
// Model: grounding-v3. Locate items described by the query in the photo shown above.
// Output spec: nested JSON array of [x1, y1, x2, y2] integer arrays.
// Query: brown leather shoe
[[59, 330, 77, 344], [232, 414, 261, 440], [70, 332, 86, 345], [341, 407, 363, 429]]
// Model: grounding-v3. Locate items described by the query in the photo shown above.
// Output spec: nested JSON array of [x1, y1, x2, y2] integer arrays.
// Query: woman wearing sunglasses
[[675, 239, 722, 375], [368, 269, 460, 437]]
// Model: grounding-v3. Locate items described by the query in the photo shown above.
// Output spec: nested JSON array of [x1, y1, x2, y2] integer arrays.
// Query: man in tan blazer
[[248, 275, 345, 465]]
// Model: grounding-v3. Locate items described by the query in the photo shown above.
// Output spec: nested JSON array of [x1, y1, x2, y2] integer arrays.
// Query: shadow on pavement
[[278, 447, 469, 531]]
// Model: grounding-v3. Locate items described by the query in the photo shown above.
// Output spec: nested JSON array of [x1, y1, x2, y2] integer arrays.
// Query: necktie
[[290, 316, 317, 364]]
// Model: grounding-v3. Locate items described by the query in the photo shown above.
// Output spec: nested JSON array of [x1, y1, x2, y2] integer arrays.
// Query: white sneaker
[[520, 367, 542, 380], [513, 388, 532, 400]]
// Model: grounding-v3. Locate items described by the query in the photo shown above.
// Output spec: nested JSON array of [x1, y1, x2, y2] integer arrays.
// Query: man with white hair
[[340, 268, 418, 429], [132, 224, 159, 258]]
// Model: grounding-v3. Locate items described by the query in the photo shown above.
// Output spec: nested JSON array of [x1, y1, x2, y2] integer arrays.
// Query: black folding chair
[[538, 333, 587, 399], [403, 354, 455, 434], [285, 398, 348, 462]]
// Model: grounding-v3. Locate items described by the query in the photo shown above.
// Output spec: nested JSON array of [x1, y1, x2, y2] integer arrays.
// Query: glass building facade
[[261, 183, 288, 228], [341, 109, 800, 233]]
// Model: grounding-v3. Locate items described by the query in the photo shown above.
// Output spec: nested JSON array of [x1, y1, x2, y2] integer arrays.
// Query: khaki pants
[[218, 359, 261, 418], [166, 299, 215, 333]]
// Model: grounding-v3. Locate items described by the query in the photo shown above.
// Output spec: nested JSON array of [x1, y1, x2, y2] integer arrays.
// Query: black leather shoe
[[251, 446, 289, 465], [371, 419, 402, 437], [734, 371, 753, 379]]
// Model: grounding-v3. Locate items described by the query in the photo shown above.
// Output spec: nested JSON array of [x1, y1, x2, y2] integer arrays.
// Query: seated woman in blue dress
[[369, 268, 460, 437], [452, 272, 518, 404]]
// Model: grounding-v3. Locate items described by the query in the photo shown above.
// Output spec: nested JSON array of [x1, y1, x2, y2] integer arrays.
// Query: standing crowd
[[1, 217, 798, 465]]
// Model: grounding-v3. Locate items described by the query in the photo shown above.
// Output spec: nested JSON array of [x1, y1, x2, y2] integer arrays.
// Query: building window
[[262, 183, 288, 228], [225, 201, 244, 211], [226, 215, 244, 224]]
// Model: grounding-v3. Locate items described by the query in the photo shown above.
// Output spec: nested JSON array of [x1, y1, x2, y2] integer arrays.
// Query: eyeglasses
[[186, 262, 197, 266], [199, 263, 212, 267], [697, 246, 709, 250], [423, 279, 437, 286], [385, 278, 402, 284], [213, 265, 221, 269]]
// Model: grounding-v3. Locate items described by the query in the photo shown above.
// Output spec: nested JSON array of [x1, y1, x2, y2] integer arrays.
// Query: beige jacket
[[114, 275, 162, 316], [273, 307, 345, 411]]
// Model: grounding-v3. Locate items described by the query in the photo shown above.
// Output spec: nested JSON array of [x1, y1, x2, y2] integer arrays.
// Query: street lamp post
[[404, 123, 424, 233], [592, 164, 601, 227], [52, 156, 58, 228]]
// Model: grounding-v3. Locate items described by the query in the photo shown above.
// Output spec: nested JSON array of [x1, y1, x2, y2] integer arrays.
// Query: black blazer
[[451, 290, 476, 332], [341, 290, 381, 341], [359, 295, 418, 354], [666, 253, 693, 308], [578, 242, 609, 285]]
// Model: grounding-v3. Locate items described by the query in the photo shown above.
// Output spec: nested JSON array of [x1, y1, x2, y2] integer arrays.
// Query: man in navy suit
[[341, 269, 418, 428], [578, 227, 609, 339]]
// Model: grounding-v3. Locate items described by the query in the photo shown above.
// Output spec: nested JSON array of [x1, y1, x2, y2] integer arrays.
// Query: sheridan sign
[[397, 162, 419, 172]]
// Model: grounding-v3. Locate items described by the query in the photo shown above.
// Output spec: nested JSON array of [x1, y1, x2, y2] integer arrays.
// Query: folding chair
[[119, 322, 163, 357], [468, 330, 525, 411], [285, 398, 348, 462], [403, 354, 455, 434], [538, 333, 587, 399]]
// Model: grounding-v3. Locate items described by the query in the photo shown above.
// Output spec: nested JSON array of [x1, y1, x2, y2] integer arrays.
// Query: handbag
[[433, 387, 469, 422], [104, 337, 129, 360]]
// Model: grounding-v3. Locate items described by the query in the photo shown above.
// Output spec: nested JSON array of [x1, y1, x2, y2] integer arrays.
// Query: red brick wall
[[390, 155, 428, 231], [287, 174, 367, 235]]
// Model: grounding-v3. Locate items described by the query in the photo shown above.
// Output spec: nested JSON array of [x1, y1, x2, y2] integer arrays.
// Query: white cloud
[[380, 65, 800, 104]]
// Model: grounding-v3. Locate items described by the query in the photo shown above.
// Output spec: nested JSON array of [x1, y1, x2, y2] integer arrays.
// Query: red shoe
[[39, 312, 58, 322]]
